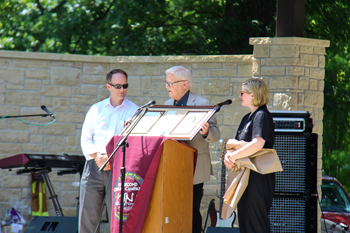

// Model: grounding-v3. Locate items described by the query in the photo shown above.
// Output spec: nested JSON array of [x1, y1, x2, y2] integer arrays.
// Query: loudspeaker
[[271, 111, 317, 194], [24, 216, 78, 233], [274, 133, 318, 194], [269, 195, 318, 233]]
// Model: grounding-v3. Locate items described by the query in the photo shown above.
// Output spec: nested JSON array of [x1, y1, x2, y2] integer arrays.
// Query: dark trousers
[[78, 160, 112, 233], [237, 171, 275, 233], [193, 183, 204, 233]]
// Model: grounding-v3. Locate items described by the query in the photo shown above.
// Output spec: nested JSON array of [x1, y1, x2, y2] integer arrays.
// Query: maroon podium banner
[[106, 136, 168, 233]]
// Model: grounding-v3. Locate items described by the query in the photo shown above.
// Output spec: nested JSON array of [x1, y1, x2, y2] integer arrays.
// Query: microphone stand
[[214, 99, 232, 114], [204, 99, 232, 124], [0, 113, 52, 119], [98, 107, 150, 233]]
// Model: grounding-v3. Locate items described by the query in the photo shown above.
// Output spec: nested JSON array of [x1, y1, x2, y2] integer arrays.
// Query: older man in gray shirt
[[163, 66, 221, 233]]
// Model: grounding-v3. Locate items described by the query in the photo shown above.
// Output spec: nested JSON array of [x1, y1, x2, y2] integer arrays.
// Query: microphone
[[120, 100, 156, 135], [216, 99, 232, 107], [41, 105, 55, 119], [139, 100, 156, 109], [213, 99, 232, 114]]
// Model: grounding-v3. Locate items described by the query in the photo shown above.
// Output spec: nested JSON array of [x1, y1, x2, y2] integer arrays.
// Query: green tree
[[304, 0, 350, 192], [0, 0, 276, 55]]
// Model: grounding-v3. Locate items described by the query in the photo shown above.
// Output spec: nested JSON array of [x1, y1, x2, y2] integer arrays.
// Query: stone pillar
[[250, 37, 330, 232]]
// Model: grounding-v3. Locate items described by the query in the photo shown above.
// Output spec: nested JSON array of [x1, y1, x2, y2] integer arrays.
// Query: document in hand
[[221, 139, 283, 220]]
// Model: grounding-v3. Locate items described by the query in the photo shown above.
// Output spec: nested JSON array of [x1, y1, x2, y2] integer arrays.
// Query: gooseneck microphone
[[41, 105, 56, 119], [123, 100, 156, 129], [216, 99, 233, 107], [213, 99, 232, 114], [139, 100, 156, 109]]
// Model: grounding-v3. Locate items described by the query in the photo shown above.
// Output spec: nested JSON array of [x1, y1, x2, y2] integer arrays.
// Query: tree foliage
[[0, 0, 275, 55], [304, 0, 350, 192]]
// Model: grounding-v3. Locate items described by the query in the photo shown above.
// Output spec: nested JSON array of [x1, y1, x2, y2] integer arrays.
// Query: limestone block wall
[[249, 37, 330, 232], [0, 52, 254, 220], [250, 37, 329, 193], [0, 37, 329, 230]]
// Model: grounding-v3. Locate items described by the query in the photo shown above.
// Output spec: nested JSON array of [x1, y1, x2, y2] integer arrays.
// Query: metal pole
[[119, 142, 128, 233], [41, 170, 64, 216]]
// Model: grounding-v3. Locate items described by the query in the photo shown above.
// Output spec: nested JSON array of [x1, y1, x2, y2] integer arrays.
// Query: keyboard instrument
[[0, 153, 86, 170]]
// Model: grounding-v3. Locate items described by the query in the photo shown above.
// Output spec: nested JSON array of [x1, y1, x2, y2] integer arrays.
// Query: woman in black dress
[[224, 78, 275, 233]]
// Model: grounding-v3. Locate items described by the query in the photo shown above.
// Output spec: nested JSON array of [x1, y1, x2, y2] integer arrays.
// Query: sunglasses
[[240, 91, 251, 96], [108, 83, 129, 89]]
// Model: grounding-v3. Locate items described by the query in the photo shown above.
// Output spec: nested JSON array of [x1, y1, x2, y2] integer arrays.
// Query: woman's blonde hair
[[242, 78, 269, 107]]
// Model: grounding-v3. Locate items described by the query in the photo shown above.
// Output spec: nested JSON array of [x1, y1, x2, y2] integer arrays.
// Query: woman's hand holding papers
[[224, 150, 235, 170]]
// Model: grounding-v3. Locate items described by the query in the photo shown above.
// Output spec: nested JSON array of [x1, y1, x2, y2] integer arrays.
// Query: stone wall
[[0, 37, 329, 230], [249, 37, 329, 201]]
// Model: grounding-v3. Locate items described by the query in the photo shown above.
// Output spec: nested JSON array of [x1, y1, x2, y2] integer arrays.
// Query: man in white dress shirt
[[79, 69, 139, 233]]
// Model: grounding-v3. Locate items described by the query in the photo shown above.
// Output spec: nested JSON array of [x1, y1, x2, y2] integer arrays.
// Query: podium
[[115, 105, 220, 232], [107, 136, 196, 233], [142, 139, 196, 233]]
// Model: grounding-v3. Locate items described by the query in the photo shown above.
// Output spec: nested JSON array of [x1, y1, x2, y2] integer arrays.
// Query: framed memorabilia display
[[120, 105, 218, 141]]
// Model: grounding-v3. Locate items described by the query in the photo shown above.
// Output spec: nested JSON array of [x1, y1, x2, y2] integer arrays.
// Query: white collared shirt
[[81, 97, 139, 160]]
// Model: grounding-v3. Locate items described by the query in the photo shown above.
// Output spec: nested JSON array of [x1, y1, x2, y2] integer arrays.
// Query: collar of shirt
[[174, 90, 190, 106], [248, 104, 267, 120], [81, 97, 139, 160], [104, 97, 128, 109]]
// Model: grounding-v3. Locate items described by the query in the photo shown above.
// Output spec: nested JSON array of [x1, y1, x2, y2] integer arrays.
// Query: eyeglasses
[[240, 91, 251, 96], [165, 80, 187, 87], [108, 83, 129, 89]]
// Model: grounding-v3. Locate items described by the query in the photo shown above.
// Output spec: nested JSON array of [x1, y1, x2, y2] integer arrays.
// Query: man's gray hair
[[165, 66, 192, 88]]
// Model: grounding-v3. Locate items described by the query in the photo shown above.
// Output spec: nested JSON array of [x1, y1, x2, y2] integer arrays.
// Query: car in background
[[321, 174, 350, 228]]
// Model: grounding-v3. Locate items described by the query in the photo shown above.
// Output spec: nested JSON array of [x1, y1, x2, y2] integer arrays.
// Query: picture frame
[[120, 105, 218, 140]]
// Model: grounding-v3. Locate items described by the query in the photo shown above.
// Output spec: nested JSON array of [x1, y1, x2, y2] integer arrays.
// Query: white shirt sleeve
[[80, 98, 139, 160], [81, 105, 98, 160]]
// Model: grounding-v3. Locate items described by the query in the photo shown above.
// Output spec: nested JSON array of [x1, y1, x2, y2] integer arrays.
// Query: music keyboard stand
[[17, 167, 64, 217]]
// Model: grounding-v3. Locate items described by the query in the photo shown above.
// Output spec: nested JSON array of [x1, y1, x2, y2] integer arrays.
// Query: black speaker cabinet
[[24, 216, 78, 233], [269, 195, 318, 233], [274, 132, 317, 194], [271, 111, 317, 194]]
